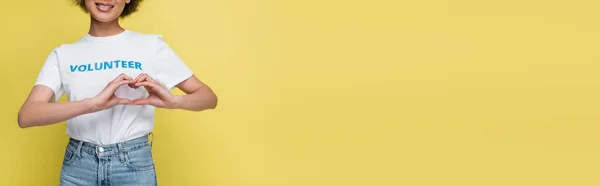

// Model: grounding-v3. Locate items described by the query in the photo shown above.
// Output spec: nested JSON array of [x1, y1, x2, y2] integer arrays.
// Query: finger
[[99, 79, 136, 98], [134, 81, 158, 94], [128, 83, 137, 89], [128, 78, 139, 89], [112, 79, 136, 89], [131, 98, 151, 105], [105, 98, 118, 108], [106, 96, 120, 107], [132, 97, 166, 108], [132, 74, 151, 89], [135, 82, 169, 96], [117, 98, 133, 105], [106, 75, 135, 89], [134, 73, 146, 82], [104, 97, 132, 109], [112, 73, 133, 83], [135, 81, 160, 89], [136, 73, 158, 84], [135, 82, 174, 104], [110, 95, 133, 104]]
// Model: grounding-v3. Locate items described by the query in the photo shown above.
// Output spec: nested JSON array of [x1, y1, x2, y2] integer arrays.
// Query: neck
[[88, 17, 125, 37]]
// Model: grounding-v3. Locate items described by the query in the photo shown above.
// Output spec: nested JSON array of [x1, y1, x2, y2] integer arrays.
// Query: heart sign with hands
[[89, 73, 137, 112], [130, 73, 182, 109], [90, 73, 181, 112]]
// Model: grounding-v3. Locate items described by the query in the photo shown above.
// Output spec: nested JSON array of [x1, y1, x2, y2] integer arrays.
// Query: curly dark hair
[[71, 0, 144, 18]]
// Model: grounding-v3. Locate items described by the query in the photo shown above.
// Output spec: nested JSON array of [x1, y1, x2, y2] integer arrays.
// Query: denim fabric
[[60, 134, 157, 186]]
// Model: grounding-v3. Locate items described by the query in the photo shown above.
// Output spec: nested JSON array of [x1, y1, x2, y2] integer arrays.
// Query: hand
[[131, 73, 182, 109], [88, 73, 135, 112]]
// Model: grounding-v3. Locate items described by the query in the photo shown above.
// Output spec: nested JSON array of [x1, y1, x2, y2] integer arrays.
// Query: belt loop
[[76, 140, 83, 158], [117, 143, 125, 163], [148, 132, 154, 147]]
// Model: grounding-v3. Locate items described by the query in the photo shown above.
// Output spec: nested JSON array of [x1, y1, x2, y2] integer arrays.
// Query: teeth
[[97, 4, 114, 9]]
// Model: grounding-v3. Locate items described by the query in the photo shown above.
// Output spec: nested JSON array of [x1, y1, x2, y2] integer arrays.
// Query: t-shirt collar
[[83, 30, 130, 42]]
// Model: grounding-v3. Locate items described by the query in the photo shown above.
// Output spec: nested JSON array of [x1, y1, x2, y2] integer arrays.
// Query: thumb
[[109, 95, 132, 106], [117, 98, 133, 105]]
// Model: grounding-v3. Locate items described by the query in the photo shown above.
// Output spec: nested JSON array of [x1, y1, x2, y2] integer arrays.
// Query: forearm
[[18, 99, 95, 128], [174, 87, 218, 111]]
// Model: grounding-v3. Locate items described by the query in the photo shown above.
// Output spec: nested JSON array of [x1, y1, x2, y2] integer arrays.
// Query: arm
[[131, 74, 218, 111], [18, 74, 135, 128], [172, 75, 218, 111], [17, 85, 95, 128]]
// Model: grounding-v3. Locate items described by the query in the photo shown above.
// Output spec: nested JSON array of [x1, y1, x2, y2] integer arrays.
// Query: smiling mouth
[[96, 3, 115, 11]]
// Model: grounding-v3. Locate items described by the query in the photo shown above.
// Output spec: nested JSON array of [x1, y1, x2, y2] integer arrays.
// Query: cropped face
[[84, 0, 130, 22]]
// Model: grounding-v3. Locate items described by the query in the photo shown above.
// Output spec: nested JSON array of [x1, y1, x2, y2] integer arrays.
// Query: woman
[[17, 0, 218, 185]]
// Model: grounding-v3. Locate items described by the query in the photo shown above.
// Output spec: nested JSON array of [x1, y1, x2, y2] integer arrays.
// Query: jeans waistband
[[67, 134, 153, 158]]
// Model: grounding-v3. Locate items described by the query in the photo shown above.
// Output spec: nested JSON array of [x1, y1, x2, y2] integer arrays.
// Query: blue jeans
[[60, 134, 157, 186]]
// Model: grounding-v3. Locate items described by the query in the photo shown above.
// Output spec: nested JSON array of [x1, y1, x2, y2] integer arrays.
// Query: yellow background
[[2, 0, 600, 185]]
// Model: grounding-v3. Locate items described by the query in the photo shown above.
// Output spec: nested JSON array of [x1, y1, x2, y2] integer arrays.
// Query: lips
[[96, 3, 115, 12]]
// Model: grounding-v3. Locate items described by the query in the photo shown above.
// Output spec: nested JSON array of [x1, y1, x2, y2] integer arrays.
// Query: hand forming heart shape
[[89, 73, 181, 112]]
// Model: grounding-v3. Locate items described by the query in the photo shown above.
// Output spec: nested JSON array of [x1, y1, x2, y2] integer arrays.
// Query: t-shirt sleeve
[[154, 35, 194, 90], [34, 49, 64, 102]]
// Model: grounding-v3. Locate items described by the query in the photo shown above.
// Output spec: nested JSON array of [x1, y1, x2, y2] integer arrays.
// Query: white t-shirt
[[34, 30, 193, 145]]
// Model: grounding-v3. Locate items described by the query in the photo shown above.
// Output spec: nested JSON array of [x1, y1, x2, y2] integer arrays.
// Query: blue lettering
[[70, 60, 144, 73], [70, 65, 78, 72], [94, 62, 103, 70], [104, 61, 112, 69], [135, 62, 142, 70]]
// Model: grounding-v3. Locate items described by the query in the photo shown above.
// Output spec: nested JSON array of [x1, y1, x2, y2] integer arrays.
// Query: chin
[[91, 15, 120, 23]]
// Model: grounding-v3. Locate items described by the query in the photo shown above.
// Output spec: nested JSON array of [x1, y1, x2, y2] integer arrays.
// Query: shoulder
[[52, 38, 89, 54]]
